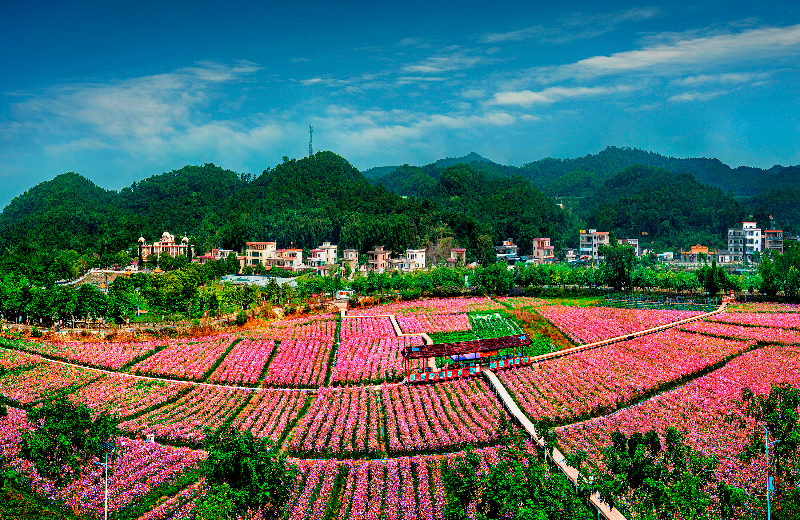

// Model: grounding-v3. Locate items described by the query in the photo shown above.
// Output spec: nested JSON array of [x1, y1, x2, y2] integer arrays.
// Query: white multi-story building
[[728, 221, 762, 262], [138, 232, 193, 261], [579, 229, 609, 260], [403, 249, 426, 270], [308, 242, 338, 268]]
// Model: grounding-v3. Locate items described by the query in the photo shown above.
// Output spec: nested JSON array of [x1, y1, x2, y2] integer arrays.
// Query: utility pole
[[309, 125, 313, 157]]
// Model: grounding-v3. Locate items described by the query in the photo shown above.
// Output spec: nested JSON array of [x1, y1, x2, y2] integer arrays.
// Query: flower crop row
[[0, 361, 100, 405], [0, 348, 40, 371], [340, 317, 397, 340], [16, 339, 163, 371], [496, 296, 551, 309], [680, 320, 800, 343], [262, 339, 334, 387], [290, 387, 381, 457], [555, 345, 800, 493], [396, 313, 471, 334], [382, 379, 504, 455], [120, 386, 254, 444], [707, 311, 800, 329], [499, 329, 753, 424], [229, 389, 308, 445], [728, 302, 800, 313], [348, 297, 502, 316], [535, 306, 702, 344], [129, 335, 235, 381], [207, 339, 276, 385], [332, 336, 421, 384], [69, 374, 193, 420], [137, 479, 204, 520], [259, 317, 338, 340]]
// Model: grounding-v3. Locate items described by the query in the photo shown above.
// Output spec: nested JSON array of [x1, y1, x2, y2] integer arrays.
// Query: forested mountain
[[361, 152, 489, 180], [372, 146, 792, 197], [1, 148, 794, 268], [0, 152, 569, 261], [585, 165, 745, 249]]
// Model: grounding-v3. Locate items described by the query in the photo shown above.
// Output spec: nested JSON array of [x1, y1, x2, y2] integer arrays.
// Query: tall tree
[[18, 400, 119, 515]]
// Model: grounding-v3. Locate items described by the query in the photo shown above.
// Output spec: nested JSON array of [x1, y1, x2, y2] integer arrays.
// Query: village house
[[446, 248, 467, 268], [403, 248, 426, 270], [342, 249, 359, 272], [367, 245, 391, 273], [530, 238, 554, 264]]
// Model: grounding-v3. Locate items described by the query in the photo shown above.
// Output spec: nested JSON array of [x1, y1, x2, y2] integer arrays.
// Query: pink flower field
[[16, 339, 163, 370], [396, 313, 471, 334], [348, 297, 502, 316], [257, 313, 338, 340], [680, 320, 800, 343], [496, 296, 551, 308], [261, 339, 334, 387], [120, 385, 254, 444], [340, 316, 397, 339], [129, 335, 236, 381], [332, 335, 422, 384], [0, 361, 101, 405], [382, 379, 505, 455], [206, 338, 276, 385], [0, 348, 40, 371], [707, 311, 800, 329], [555, 345, 800, 493], [230, 388, 309, 444], [500, 329, 753, 423], [290, 386, 381, 457], [536, 305, 702, 343], [68, 374, 194, 419]]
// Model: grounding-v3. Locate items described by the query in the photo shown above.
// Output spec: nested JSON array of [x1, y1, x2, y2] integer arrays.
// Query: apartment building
[[579, 229, 609, 260], [242, 242, 277, 267], [727, 221, 762, 262]]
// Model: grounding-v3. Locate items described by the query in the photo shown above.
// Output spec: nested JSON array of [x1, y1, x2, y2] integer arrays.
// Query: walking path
[[481, 366, 626, 520]]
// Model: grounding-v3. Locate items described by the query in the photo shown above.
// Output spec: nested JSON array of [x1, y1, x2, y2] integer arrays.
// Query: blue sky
[[2, 0, 800, 208]]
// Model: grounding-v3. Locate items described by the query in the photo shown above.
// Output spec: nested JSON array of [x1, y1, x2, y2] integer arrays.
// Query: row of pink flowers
[[556, 345, 800, 494], [708, 311, 800, 329], [262, 339, 334, 387], [69, 373, 193, 420], [259, 318, 338, 340], [18, 339, 162, 370], [229, 388, 308, 444], [290, 387, 381, 457], [207, 339, 276, 385], [496, 296, 551, 308], [129, 335, 236, 381], [0, 348, 39, 371], [396, 313, 471, 334], [536, 306, 702, 344], [348, 297, 502, 316], [680, 320, 800, 343], [728, 302, 800, 313], [121, 386, 254, 443], [382, 379, 504, 454], [500, 329, 753, 423], [332, 336, 421, 384], [136, 478, 204, 520], [0, 361, 100, 405], [340, 317, 397, 340]]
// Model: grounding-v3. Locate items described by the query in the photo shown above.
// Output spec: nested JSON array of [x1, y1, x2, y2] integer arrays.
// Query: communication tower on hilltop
[[308, 125, 313, 157]]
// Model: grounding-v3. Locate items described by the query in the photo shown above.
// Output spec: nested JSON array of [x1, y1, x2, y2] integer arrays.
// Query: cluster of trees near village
[[5, 236, 800, 328]]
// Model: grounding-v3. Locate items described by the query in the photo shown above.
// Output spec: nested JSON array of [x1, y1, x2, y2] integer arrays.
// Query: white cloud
[[480, 7, 659, 44], [668, 91, 725, 103], [672, 72, 770, 85], [489, 85, 632, 107], [402, 49, 497, 74], [542, 24, 800, 81]]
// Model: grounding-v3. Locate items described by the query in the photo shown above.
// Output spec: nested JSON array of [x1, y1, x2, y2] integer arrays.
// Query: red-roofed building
[[531, 238, 554, 264]]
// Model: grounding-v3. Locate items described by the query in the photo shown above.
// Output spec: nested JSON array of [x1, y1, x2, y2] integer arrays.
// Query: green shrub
[[235, 311, 247, 327]]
